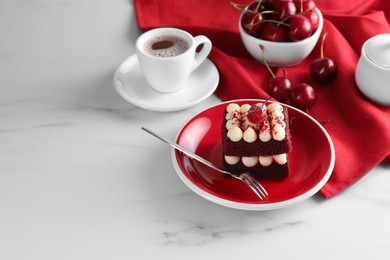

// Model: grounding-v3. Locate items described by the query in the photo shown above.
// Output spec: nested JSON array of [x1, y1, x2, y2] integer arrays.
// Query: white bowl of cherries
[[234, 0, 323, 67]]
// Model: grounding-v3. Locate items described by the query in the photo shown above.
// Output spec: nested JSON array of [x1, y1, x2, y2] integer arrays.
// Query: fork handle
[[141, 127, 229, 175]]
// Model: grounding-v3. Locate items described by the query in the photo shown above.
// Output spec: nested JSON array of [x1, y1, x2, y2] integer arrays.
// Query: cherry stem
[[259, 44, 275, 78], [304, 109, 332, 124], [249, 16, 288, 29], [249, 11, 274, 28], [298, 9, 314, 16], [230, 1, 266, 13], [251, 19, 289, 28], [229, 2, 245, 12], [300, 0, 303, 13], [267, 19, 290, 27], [320, 32, 328, 58], [261, 10, 276, 15], [254, 0, 263, 13], [265, 92, 274, 105]]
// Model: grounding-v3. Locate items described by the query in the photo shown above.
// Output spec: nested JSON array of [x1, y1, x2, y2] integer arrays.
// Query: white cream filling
[[240, 104, 251, 114], [243, 127, 257, 143], [227, 103, 240, 113], [225, 154, 288, 167], [272, 109, 285, 121], [227, 126, 243, 142], [242, 156, 258, 167], [225, 112, 232, 120], [226, 118, 240, 130], [225, 153, 288, 167], [259, 156, 273, 166], [259, 129, 272, 142], [272, 123, 286, 141], [267, 102, 283, 113], [224, 155, 240, 165], [270, 108, 286, 140], [272, 119, 286, 129], [273, 154, 287, 165]]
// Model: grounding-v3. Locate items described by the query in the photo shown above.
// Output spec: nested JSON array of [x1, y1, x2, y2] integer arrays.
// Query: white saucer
[[113, 54, 219, 112]]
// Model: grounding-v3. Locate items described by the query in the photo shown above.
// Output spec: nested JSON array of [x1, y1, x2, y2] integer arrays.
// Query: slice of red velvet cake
[[222, 101, 292, 179]]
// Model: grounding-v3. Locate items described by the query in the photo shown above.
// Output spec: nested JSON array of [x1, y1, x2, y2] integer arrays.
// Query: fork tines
[[238, 173, 268, 200]]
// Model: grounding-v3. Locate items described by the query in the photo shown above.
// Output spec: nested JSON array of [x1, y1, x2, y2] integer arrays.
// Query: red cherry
[[267, 77, 293, 101], [247, 105, 267, 124], [290, 83, 317, 109], [264, 0, 282, 10], [311, 58, 337, 83], [288, 14, 312, 41], [303, 10, 319, 32], [274, 0, 297, 21], [261, 23, 288, 42], [241, 10, 265, 36], [310, 33, 337, 83], [293, 0, 316, 12]]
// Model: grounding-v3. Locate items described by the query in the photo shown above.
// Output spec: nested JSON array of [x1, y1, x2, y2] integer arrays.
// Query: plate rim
[[171, 99, 335, 211]]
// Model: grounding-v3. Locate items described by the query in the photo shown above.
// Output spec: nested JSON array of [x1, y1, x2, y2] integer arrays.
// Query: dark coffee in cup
[[143, 35, 189, 58], [136, 27, 212, 93]]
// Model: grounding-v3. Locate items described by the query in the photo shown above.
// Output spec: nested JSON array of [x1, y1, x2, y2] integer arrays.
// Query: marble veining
[[161, 219, 305, 246], [1, 0, 390, 259]]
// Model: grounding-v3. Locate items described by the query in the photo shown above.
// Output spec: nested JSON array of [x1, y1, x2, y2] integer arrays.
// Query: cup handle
[[192, 35, 212, 72]]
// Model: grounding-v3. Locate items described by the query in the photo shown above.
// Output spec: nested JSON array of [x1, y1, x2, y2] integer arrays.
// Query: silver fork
[[141, 127, 268, 200]]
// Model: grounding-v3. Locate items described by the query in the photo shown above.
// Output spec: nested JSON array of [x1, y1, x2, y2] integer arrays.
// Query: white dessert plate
[[172, 99, 335, 211], [113, 54, 219, 112]]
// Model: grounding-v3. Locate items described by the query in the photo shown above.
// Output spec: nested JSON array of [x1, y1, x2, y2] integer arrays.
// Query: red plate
[[172, 99, 335, 210]]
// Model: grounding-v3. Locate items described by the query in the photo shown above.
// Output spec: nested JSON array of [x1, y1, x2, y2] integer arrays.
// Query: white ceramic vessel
[[136, 27, 212, 93], [355, 34, 390, 106]]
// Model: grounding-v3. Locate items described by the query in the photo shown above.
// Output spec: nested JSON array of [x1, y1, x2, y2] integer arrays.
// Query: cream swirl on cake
[[225, 103, 286, 143], [225, 154, 288, 167]]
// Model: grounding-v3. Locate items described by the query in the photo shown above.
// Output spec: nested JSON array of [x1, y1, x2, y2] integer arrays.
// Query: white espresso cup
[[135, 27, 212, 93], [355, 34, 390, 106]]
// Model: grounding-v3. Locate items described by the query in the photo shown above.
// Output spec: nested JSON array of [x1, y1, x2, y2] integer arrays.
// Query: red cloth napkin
[[134, 0, 390, 198]]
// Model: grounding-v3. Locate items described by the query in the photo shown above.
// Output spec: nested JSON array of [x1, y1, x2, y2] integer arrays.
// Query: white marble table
[[1, 0, 389, 259]]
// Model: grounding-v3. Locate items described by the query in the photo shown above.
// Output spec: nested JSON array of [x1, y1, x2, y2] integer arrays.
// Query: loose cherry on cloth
[[134, 0, 390, 198]]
